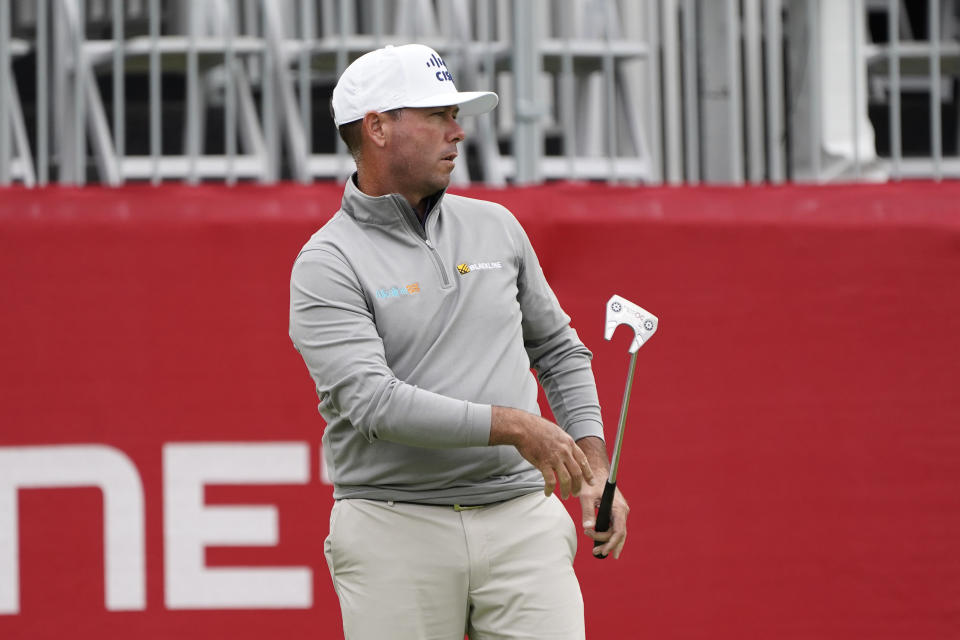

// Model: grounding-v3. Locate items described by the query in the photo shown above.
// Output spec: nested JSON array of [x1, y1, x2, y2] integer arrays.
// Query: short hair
[[330, 99, 404, 163], [338, 121, 363, 161]]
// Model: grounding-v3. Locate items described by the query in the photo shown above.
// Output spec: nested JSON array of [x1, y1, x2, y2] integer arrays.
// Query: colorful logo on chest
[[456, 261, 503, 275], [376, 282, 421, 298]]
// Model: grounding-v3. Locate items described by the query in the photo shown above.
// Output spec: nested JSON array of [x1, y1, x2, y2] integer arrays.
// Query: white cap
[[331, 44, 499, 126]]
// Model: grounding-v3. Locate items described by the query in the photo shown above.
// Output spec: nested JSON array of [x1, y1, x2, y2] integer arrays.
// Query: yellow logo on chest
[[457, 261, 502, 275]]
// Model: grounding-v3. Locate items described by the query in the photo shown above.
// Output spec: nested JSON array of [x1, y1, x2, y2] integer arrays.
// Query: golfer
[[289, 43, 629, 639]]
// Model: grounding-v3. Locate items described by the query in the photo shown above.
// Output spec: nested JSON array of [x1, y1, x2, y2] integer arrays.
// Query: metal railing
[[0, 0, 957, 188]]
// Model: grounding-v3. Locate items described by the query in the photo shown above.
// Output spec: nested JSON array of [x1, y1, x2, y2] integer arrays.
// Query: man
[[289, 43, 629, 639]]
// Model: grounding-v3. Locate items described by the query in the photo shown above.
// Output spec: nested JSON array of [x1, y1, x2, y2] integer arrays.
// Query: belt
[[452, 503, 486, 512], [383, 499, 507, 511]]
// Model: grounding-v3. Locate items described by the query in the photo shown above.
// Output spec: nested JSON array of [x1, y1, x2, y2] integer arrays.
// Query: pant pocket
[[324, 500, 343, 576], [544, 495, 578, 561]]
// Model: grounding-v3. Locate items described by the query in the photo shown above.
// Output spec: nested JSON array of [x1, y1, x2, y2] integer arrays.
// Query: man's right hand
[[489, 406, 594, 499]]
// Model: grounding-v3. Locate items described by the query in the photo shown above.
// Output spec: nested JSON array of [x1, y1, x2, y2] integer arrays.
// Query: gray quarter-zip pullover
[[289, 176, 604, 504]]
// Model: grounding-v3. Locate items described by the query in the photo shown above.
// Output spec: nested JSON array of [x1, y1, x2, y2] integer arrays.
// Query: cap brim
[[402, 91, 499, 116]]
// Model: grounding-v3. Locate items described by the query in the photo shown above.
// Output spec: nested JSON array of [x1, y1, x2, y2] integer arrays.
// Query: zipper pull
[[425, 239, 434, 248]]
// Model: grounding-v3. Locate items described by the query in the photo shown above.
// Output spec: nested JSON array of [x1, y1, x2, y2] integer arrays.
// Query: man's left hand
[[575, 436, 630, 559]]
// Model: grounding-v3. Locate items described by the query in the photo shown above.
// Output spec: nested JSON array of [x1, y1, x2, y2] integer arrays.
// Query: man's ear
[[363, 112, 389, 149]]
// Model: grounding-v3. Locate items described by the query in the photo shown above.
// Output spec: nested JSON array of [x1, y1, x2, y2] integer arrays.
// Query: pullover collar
[[340, 173, 447, 236]]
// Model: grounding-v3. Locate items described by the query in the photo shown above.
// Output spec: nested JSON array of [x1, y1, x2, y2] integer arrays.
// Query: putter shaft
[[608, 350, 637, 484]]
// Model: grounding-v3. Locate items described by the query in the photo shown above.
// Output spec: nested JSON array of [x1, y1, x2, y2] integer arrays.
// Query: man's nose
[[449, 119, 466, 143]]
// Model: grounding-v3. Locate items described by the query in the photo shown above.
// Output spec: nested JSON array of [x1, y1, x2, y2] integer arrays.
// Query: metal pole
[[54, 0, 67, 184], [476, 0, 505, 186], [38, 0, 49, 184], [851, 0, 861, 178], [186, 2, 199, 184], [335, 0, 348, 173], [149, 0, 161, 184], [560, 0, 575, 180], [765, 0, 784, 183], [225, 0, 237, 185], [744, 0, 763, 183], [373, 0, 384, 47], [888, 0, 901, 179], [262, 1, 276, 183], [682, 0, 699, 184], [0, 0, 10, 185], [726, 0, 743, 184], [661, 0, 681, 184], [75, 0, 86, 185], [929, 0, 942, 181], [809, 0, 821, 182], [113, 0, 124, 168], [321, 0, 333, 40], [299, 0, 314, 182], [603, 0, 618, 183], [512, 0, 539, 184], [647, 0, 662, 183]]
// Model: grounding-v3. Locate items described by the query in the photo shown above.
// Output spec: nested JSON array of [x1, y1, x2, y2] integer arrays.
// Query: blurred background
[[1, 0, 959, 187], [1, 2, 959, 640]]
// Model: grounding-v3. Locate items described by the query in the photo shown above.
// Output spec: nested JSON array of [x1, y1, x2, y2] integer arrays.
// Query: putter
[[594, 294, 658, 559]]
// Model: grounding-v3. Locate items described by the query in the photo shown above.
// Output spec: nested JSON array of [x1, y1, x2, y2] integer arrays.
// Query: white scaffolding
[[0, 0, 958, 187]]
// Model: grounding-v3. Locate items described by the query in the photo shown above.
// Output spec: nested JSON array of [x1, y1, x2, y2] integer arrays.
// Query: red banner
[[1, 182, 959, 639]]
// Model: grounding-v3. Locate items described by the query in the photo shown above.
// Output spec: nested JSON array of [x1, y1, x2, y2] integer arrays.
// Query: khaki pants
[[324, 491, 585, 640]]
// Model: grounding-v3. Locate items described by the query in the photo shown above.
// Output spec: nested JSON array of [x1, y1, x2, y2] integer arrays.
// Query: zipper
[[392, 197, 451, 288], [424, 238, 451, 287]]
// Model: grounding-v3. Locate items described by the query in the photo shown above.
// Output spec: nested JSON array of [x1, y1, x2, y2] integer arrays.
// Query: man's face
[[385, 106, 465, 201]]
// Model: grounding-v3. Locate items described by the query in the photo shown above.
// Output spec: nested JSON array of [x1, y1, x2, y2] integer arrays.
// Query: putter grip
[[593, 480, 617, 559]]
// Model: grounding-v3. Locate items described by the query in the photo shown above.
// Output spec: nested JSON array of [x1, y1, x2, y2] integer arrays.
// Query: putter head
[[605, 295, 658, 354]]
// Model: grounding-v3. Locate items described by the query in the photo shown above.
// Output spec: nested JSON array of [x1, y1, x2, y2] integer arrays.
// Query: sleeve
[[289, 247, 492, 448], [512, 218, 605, 442]]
